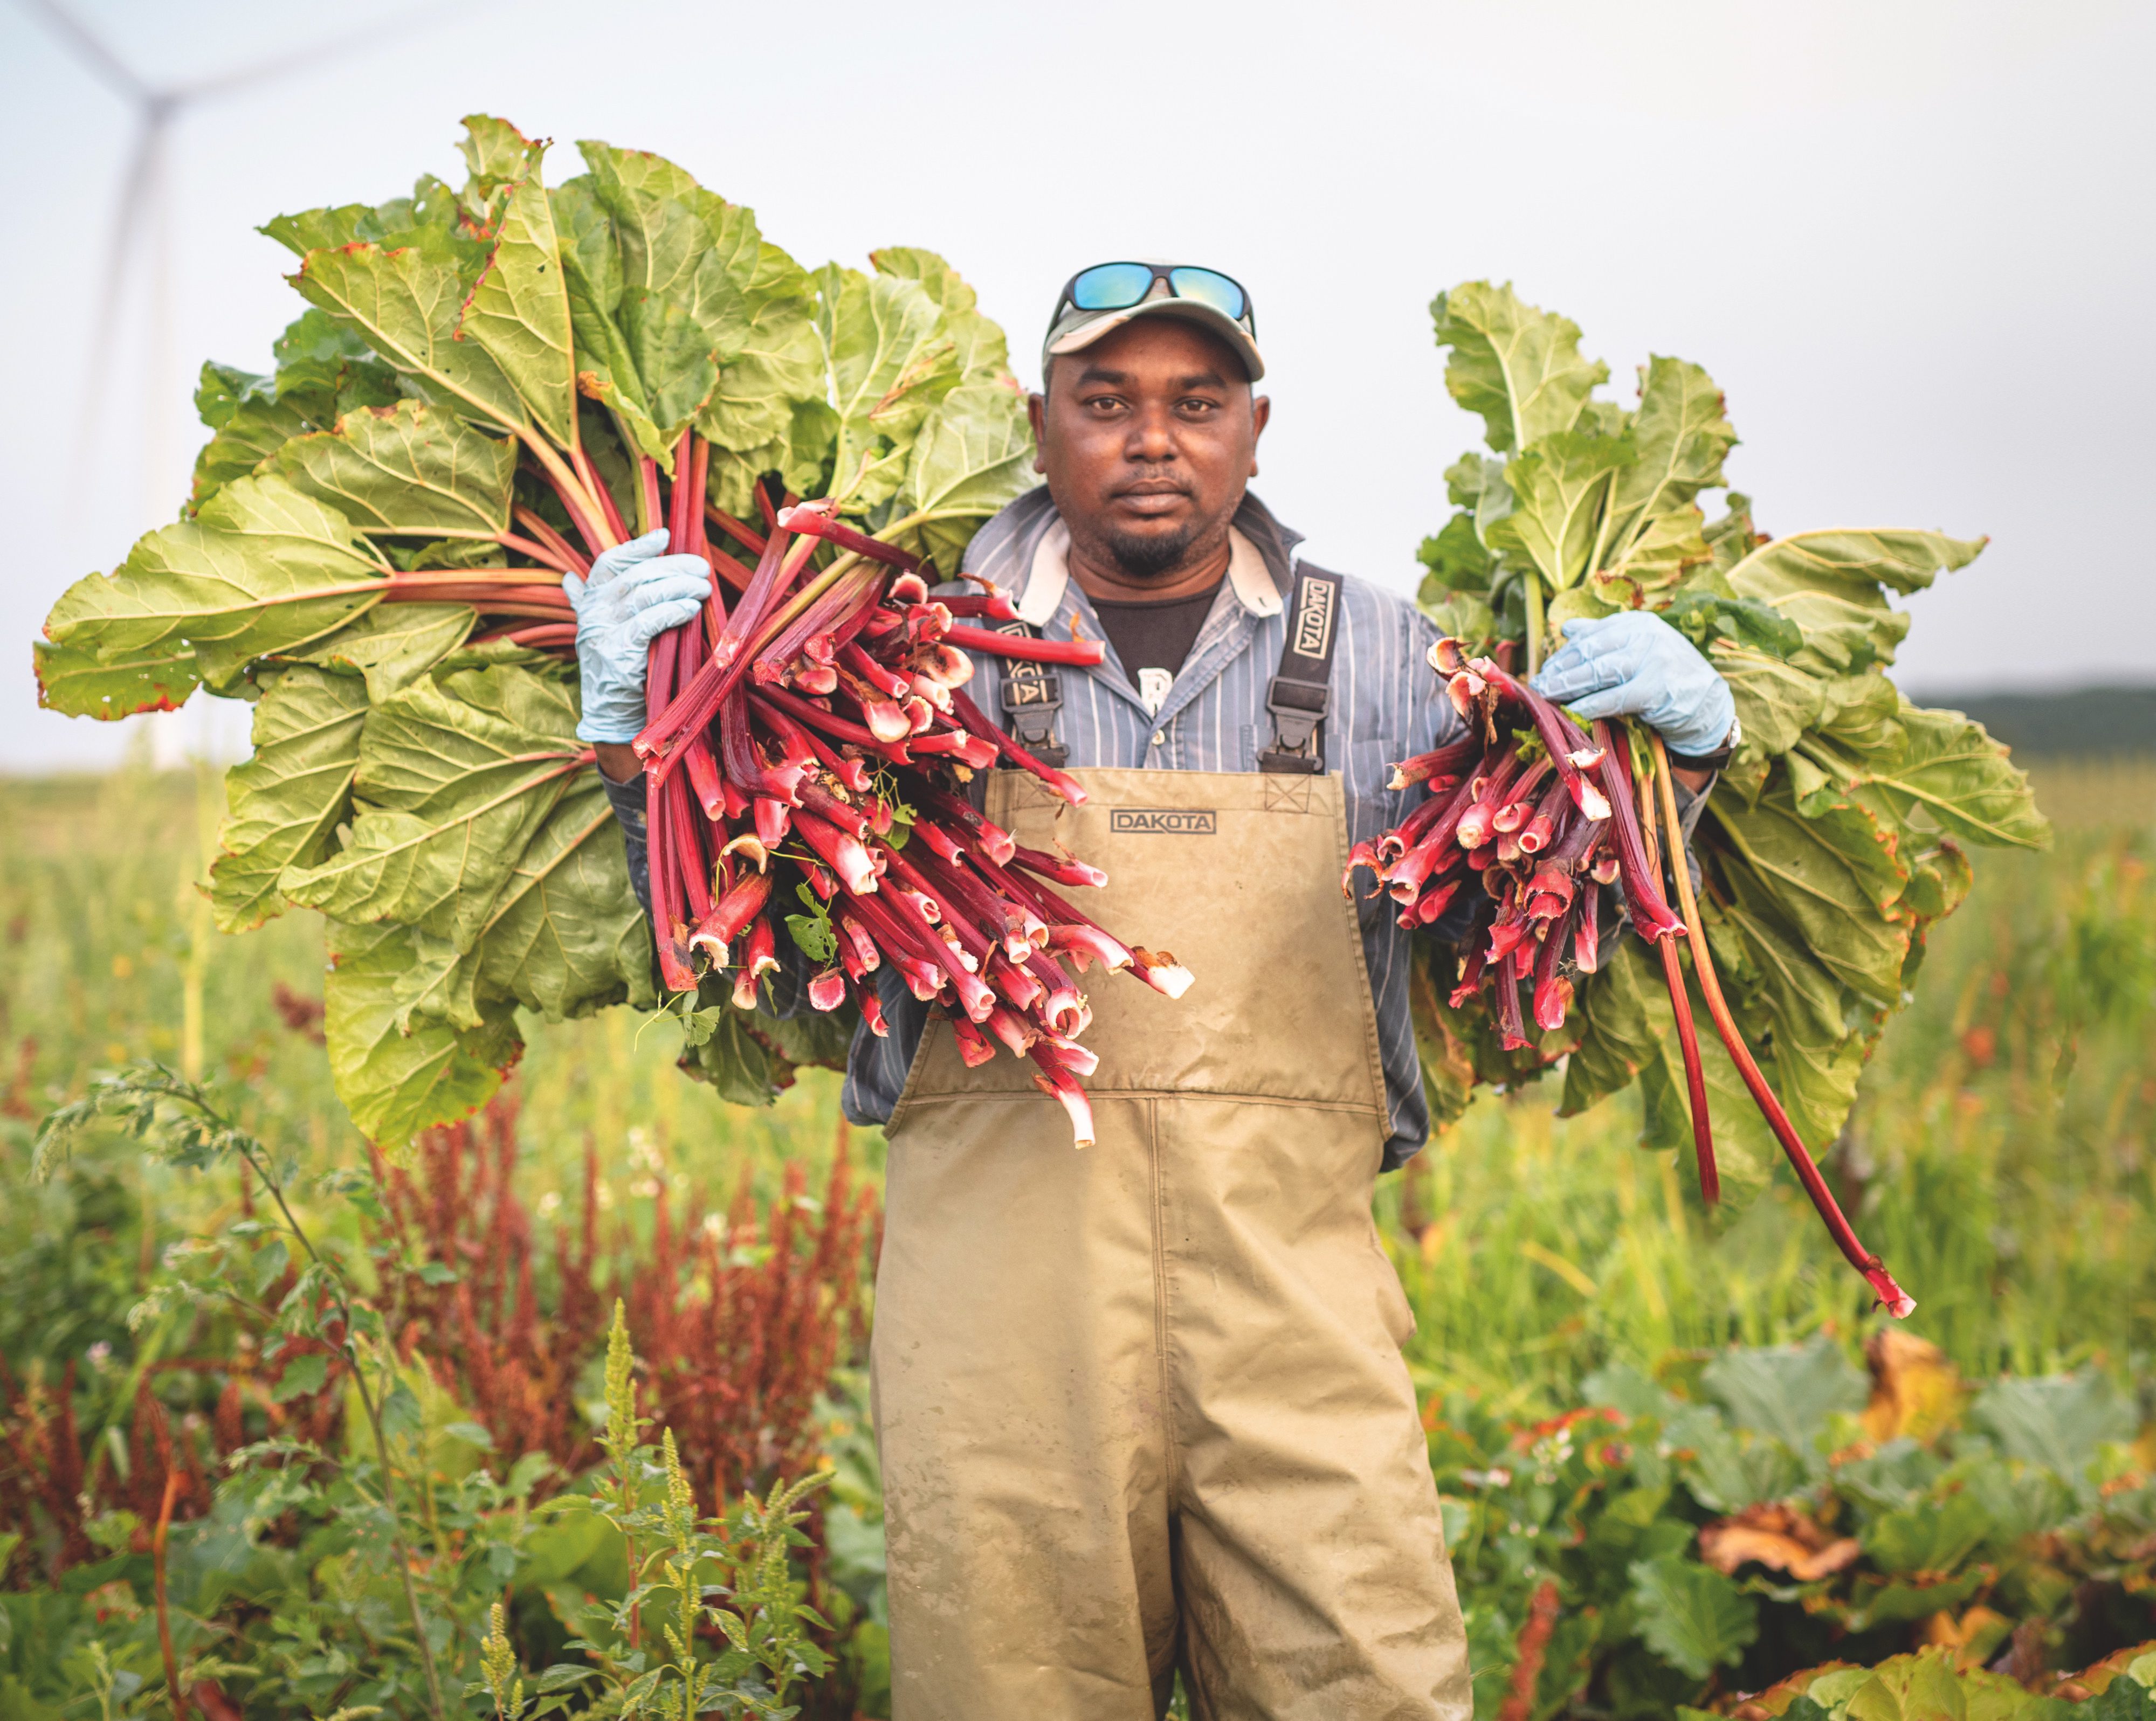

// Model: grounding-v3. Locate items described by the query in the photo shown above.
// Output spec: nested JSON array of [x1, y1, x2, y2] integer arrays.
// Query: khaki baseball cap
[[1042, 259, 1265, 382]]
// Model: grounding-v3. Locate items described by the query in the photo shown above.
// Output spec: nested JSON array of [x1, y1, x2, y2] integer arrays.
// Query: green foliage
[[1627, 1554, 1758, 1679], [521, 1304, 834, 1718], [6, 1070, 854, 1720], [1423, 1343, 2156, 1718], [1411, 282, 2051, 1197]]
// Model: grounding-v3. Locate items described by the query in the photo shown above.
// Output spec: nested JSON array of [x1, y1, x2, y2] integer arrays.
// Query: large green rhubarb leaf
[[1487, 430, 1636, 595], [324, 917, 520, 1146], [209, 667, 370, 932], [263, 174, 477, 263], [284, 602, 477, 700], [282, 664, 595, 957], [816, 265, 959, 510], [1713, 792, 1912, 1006], [551, 178, 670, 465], [191, 316, 405, 514], [32, 636, 200, 720], [1726, 528, 1985, 675], [696, 241, 822, 454], [44, 473, 387, 692], [872, 247, 1012, 381], [1707, 901, 1869, 1152], [457, 123, 580, 451], [1431, 281, 1607, 454], [897, 381, 1036, 570], [290, 238, 532, 436], [279, 662, 589, 949], [391, 771, 653, 1032], [1794, 701, 2051, 852], [276, 397, 515, 541], [575, 142, 762, 446], [1558, 937, 1774, 1208], [456, 113, 544, 220], [1602, 355, 1735, 561], [190, 362, 324, 512]]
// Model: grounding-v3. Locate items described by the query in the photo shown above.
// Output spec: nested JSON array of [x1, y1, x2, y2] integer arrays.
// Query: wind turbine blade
[[180, 2, 487, 103], [15, 0, 150, 102], [69, 113, 163, 507]]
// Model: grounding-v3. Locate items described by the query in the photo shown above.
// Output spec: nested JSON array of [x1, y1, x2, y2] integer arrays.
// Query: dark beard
[[1099, 521, 1200, 582]]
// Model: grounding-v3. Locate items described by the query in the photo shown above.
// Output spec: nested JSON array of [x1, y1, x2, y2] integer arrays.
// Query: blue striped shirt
[[843, 486, 1461, 1169]]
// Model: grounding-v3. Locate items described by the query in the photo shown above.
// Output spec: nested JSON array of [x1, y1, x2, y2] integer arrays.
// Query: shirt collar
[[1014, 522, 1283, 627]]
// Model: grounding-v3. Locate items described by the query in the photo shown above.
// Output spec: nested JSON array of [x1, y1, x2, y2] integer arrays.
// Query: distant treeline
[[1907, 685, 2156, 756]]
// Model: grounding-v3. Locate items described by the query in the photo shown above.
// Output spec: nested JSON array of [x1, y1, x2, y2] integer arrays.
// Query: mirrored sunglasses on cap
[[1053, 261, 1255, 336]]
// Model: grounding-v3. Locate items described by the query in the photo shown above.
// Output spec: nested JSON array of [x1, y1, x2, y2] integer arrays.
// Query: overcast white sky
[[3, 0, 2150, 771]]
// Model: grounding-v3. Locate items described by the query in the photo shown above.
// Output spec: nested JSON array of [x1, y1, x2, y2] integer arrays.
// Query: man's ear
[[1027, 390, 1049, 474], [1249, 393, 1271, 478]]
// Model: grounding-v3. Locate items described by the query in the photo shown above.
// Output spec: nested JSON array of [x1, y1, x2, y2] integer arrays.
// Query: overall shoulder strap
[[992, 619, 1069, 768], [1258, 566, 1342, 773]]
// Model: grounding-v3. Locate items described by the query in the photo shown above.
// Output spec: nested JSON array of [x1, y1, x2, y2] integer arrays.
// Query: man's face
[[1029, 318, 1270, 582]]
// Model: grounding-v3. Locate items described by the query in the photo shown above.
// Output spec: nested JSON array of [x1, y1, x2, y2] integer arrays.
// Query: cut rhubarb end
[[1342, 839, 1383, 900], [659, 941, 699, 994], [1039, 987, 1089, 1037], [1127, 947, 1194, 999], [721, 833, 769, 872], [1532, 973, 1574, 1033], [1866, 1268, 1916, 1319], [808, 969, 849, 1012], [859, 989, 890, 1038], [949, 1014, 997, 1068], [1029, 1060, 1097, 1149]]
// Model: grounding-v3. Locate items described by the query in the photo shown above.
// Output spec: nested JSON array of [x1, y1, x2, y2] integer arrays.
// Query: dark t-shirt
[[1091, 581, 1223, 683]]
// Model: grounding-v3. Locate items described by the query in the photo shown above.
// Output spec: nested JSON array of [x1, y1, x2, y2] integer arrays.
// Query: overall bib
[[874, 765, 1472, 1719]]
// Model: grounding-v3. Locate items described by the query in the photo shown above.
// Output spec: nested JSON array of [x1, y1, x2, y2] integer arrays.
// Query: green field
[[3, 753, 2153, 1717]]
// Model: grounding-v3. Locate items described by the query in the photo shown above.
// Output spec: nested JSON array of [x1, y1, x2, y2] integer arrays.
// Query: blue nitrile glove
[[567, 528, 713, 743], [1531, 611, 1735, 758]]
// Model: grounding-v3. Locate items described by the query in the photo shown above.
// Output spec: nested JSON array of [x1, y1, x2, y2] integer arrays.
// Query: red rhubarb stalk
[[1646, 735, 1913, 1316], [1602, 723, 1718, 1203], [945, 623, 1106, 666], [777, 501, 924, 572], [947, 688, 1086, 805]]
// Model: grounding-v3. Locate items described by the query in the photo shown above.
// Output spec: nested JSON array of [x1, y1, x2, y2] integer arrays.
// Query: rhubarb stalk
[[1647, 734, 1914, 1316]]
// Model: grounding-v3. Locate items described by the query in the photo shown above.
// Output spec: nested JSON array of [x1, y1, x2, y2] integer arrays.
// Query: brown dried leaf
[[1863, 1329, 1964, 1444], [1700, 1503, 1862, 1582]]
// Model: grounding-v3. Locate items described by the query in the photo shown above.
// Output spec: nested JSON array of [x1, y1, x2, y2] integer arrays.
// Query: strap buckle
[[997, 632, 1068, 766], [1258, 674, 1328, 774]]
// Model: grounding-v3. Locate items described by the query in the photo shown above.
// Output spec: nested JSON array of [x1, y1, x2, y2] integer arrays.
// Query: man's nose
[[1123, 405, 1179, 462]]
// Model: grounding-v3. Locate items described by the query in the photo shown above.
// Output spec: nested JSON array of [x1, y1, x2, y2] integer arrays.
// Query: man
[[574, 262, 1735, 1719]]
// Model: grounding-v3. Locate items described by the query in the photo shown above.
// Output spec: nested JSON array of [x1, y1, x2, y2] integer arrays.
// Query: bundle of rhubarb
[[36, 116, 1053, 1144], [1356, 642, 1917, 1315], [625, 475, 1186, 1149], [1403, 282, 2052, 1310]]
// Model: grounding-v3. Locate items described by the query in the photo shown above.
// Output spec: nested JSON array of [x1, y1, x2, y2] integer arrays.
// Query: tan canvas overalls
[[873, 756, 1472, 1718]]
